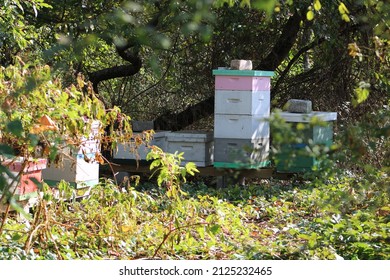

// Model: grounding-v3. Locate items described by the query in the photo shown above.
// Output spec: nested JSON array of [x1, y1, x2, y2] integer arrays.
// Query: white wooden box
[[42, 155, 99, 188], [214, 114, 270, 139], [114, 131, 169, 160], [215, 90, 270, 116], [165, 131, 213, 167]]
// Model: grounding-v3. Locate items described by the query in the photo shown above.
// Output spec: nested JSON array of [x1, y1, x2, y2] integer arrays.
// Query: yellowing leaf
[[76, 73, 85, 89], [348, 43, 362, 58], [342, 14, 350, 22], [354, 87, 370, 105], [338, 3, 349, 14], [95, 152, 105, 164], [121, 225, 132, 233], [30, 115, 58, 133], [297, 123, 306, 130], [314, 0, 322, 11], [239, 0, 251, 8], [39, 115, 56, 126], [307, 10, 315, 21]]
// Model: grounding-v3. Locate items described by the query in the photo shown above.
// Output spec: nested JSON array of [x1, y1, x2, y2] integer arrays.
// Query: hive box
[[214, 114, 270, 139], [215, 90, 270, 116], [114, 131, 169, 161], [165, 131, 213, 167], [43, 131, 101, 189], [213, 138, 270, 169], [42, 153, 99, 189], [213, 69, 274, 92], [272, 111, 337, 172], [2, 158, 47, 201]]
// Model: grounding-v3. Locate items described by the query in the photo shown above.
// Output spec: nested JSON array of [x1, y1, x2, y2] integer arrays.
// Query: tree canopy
[[1, 0, 389, 128]]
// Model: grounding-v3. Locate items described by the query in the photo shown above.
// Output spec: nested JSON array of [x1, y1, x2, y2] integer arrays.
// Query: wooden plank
[[106, 159, 296, 180]]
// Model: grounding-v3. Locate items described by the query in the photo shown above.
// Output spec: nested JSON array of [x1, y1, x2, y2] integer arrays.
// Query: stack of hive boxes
[[212, 68, 274, 168]]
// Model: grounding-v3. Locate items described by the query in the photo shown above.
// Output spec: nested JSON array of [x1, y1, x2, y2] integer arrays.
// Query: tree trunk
[[256, 9, 306, 71]]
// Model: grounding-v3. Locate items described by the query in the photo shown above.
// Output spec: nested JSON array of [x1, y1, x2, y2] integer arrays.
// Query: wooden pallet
[[104, 159, 296, 187]]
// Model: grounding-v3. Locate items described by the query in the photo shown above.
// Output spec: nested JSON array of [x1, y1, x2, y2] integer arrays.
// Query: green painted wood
[[214, 160, 271, 169], [212, 69, 275, 77]]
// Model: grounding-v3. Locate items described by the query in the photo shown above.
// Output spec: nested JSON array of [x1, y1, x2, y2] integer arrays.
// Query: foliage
[[146, 146, 199, 199], [0, 166, 388, 260], [0, 0, 389, 261], [0, 60, 134, 230]]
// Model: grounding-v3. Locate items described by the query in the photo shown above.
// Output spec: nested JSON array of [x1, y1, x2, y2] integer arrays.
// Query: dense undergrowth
[[1, 109, 389, 260], [0, 168, 388, 260]]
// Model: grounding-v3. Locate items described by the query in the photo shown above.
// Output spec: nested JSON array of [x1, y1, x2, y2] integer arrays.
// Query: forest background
[[0, 0, 388, 260]]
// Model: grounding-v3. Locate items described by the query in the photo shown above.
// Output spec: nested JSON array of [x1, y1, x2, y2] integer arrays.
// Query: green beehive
[[273, 112, 337, 173]]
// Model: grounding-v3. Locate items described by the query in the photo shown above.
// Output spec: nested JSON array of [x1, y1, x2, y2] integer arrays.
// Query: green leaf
[[0, 144, 14, 156], [252, 0, 277, 15], [353, 84, 370, 107], [149, 159, 161, 170], [12, 233, 23, 241], [209, 224, 221, 235], [7, 119, 24, 137], [197, 227, 205, 239]]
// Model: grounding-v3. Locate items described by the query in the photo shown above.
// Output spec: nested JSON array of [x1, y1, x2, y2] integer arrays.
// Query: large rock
[[284, 99, 312, 113], [230, 59, 253, 70]]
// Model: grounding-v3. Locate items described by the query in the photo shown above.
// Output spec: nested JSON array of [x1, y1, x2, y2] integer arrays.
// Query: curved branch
[[88, 59, 142, 93], [154, 96, 214, 131], [272, 38, 325, 96], [87, 2, 169, 94]]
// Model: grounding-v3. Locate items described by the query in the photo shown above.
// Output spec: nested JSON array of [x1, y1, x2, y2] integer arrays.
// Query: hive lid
[[276, 111, 337, 123], [166, 131, 213, 142], [212, 69, 275, 77]]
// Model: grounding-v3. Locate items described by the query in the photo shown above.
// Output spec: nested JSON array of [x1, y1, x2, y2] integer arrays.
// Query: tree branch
[[87, 2, 169, 93], [272, 37, 325, 96], [256, 9, 306, 71], [154, 96, 214, 131]]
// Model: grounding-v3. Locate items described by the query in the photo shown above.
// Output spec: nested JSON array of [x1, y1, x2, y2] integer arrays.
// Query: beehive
[[273, 111, 337, 172], [213, 68, 274, 169]]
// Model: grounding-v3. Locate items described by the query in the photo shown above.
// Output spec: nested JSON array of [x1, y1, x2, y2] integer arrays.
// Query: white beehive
[[165, 131, 213, 167], [42, 120, 101, 189], [114, 131, 169, 160]]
